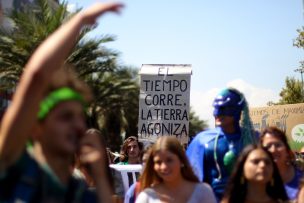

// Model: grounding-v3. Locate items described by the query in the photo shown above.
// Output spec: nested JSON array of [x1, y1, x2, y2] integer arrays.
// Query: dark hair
[[221, 145, 288, 203], [140, 136, 199, 191], [120, 136, 143, 162], [259, 126, 294, 161]]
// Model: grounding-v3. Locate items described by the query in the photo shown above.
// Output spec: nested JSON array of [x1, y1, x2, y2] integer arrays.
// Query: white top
[[135, 183, 216, 203]]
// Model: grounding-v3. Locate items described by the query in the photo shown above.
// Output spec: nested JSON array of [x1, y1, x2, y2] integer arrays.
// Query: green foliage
[[0, 0, 68, 90], [0, 0, 207, 150], [268, 76, 304, 106], [86, 67, 140, 151], [268, 27, 304, 106], [0, 0, 140, 150], [189, 108, 208, 139], [294, 27, 304, 49], [277, 77, 304, 104]]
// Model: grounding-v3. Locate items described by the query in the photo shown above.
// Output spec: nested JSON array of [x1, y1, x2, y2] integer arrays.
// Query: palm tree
[[0, 0, 140, 150], [0, 0, 68, 90], [86, 67, 140, 151], [0, 0, 119, 89]]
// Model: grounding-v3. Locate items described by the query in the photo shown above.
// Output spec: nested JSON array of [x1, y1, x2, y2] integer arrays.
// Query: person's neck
[[246, 182, 270, 202], [33, 144, 71, 184], [221, 126, 236, 134], [128, 157, 139, 164], [278, 163, 295, 183], [163, 174, 185, 190]]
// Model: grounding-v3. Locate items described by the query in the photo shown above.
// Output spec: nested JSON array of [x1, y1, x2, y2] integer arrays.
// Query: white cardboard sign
[[138, 64, 192, 144]]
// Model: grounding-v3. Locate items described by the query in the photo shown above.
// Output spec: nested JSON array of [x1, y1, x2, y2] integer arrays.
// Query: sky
[[63, 0, 303, 127]]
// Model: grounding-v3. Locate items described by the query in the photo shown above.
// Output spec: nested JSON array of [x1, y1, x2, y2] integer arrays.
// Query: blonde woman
[[136, 136, 216, 203]]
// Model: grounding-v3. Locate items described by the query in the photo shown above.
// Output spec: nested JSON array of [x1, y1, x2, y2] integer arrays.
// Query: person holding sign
[[186, 88, 257, 201]]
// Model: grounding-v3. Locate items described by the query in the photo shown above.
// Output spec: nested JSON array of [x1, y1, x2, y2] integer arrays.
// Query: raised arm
[[0, 2, 124, 171]]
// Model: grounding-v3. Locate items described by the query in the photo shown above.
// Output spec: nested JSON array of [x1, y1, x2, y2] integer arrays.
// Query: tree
[[0, 0, 69, 90], [86, 67, 139, 151], [294, 27, 304, 49], [266, 28, 304, 106], [0, 0, 139, 150], [0, 0, 119, 89], [277, 77, 304, 104], [0, 0, 208, 150], [189, 108, 208, 142]]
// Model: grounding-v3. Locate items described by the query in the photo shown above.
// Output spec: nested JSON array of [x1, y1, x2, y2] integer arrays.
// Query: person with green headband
[[186, 88, 258, 202], [0, 2, 124, 203]]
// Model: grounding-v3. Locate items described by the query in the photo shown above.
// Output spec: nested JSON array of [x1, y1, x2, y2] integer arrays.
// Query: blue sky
[[64, 0, 303, 126]]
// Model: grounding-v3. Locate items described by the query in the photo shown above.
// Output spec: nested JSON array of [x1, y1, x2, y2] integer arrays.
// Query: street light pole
[[294, 62, 304, 95]]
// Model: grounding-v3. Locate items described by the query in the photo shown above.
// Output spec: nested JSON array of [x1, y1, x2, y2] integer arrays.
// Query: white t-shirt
[[135, 183, 216, 203]]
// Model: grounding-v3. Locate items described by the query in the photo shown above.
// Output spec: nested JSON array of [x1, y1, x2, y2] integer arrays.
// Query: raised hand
[[80, 2, 124, 25], [79, 133, 107, 176]]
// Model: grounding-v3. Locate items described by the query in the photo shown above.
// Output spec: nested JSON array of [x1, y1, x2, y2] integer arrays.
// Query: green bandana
[[38, 87, 85, 120]]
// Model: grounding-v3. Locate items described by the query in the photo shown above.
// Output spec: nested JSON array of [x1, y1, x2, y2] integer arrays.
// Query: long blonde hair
[[139, 136, 198, 191]]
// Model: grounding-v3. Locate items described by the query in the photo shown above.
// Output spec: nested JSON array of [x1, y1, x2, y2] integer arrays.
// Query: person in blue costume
[[260, 126, 303, 202], [186, 88, 257, 201], [0, 2, 123, 202]]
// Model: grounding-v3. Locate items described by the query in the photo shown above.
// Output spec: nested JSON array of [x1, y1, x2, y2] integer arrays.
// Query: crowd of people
[[0, 1, 303, 203]]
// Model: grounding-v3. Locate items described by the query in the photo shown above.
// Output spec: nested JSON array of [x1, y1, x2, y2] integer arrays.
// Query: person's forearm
[[90, 160, 113, 203], [25, 13, 84, 82], [95, 174, 113, 203], [0, 13, 86, 169], [0, 0, 123, 175]]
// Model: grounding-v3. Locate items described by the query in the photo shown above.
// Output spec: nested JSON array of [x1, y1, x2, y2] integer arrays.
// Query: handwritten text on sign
[[138, 65, 191, 144]]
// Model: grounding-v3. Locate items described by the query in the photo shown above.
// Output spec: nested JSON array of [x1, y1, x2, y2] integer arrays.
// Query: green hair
[[240, 99, 257, 146]]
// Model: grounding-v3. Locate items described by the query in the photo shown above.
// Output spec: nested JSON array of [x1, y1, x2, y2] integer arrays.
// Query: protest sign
[[138, 64, 192, 144], [250, 103, 304, 151], [110, 164, 142, 194]]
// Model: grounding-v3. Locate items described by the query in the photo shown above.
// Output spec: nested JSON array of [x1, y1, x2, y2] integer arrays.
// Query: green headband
[[38, 87, 85, 120]]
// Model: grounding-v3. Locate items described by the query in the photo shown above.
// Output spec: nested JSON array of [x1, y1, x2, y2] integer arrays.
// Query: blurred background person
[[118, 136, 143, 165], [124, 144, 152, 203], [112, 136, 143, 202], [297, 178, 304, 203], [75, 128, 114, 203], [136, 136, 217, 203], [221, 145, 288, 203], [295, 147, 304, 172], [260, 126, 303, 201], [0, 2, 123, 202]]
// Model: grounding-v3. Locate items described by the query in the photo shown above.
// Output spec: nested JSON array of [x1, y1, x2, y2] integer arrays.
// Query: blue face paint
[[213, 106, 239, 117]]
